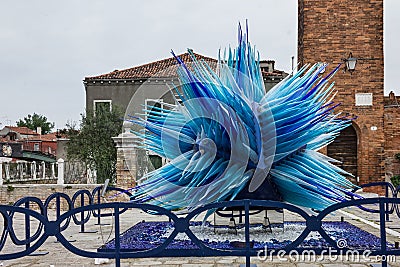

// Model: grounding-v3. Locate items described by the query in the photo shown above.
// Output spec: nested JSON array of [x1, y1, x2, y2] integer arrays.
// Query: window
[[94, 100, 112, 115], [9, 132, 17, 141], [145, 99, 164, 120], [149, 155, 163, 170], [355, 93, 373, 106], [34, 143, 40, 151]]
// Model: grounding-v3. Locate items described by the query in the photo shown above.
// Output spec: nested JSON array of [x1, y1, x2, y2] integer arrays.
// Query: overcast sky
[[0, 0, 399, 129]]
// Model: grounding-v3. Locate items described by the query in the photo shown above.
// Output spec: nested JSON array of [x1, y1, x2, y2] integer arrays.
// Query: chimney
[[259, 60, 275, 73], [36, 127, 42, 135]]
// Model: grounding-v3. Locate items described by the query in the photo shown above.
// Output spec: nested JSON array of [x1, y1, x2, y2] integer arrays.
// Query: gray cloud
[[0, 0, 398, 128]]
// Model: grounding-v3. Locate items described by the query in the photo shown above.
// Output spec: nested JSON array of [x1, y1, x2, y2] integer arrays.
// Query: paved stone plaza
[[2, 201, 400, 267]]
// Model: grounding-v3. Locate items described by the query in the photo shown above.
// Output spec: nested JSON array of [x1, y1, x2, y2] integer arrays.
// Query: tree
[[66, 105, 123, 184], [16, 113, 55, 134], [57, 120, 79, 137]]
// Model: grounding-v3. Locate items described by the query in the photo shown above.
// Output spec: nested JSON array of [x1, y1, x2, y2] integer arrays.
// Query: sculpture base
[[233, 175, 282, 202], [98, 221, 386, 252]]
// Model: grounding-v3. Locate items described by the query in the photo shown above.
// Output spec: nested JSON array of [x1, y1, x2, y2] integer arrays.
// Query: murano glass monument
[[128, 22, 358, 214]]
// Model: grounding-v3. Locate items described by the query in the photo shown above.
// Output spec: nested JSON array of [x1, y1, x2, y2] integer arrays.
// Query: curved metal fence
[[0, 182, 399, 267]]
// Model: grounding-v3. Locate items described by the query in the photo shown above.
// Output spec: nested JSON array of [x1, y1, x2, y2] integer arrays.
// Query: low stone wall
[[0, 184, 100, 206]]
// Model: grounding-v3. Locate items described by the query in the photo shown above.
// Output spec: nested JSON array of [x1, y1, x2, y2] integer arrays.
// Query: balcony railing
[[0, 159, 96, 184]]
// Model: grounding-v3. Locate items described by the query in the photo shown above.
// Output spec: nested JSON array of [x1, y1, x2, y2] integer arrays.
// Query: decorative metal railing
[[0, 183, 399, 267], [352, 181, 398, 220]]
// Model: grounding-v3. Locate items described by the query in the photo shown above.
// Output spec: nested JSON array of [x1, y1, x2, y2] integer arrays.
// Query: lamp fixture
[[342, 52, 378, 74], [344, 53, 357, 73]]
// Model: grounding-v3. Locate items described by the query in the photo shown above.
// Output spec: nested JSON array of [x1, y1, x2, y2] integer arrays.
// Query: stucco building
[[0, 126, 57, 162], [84, 52, 286, 114]]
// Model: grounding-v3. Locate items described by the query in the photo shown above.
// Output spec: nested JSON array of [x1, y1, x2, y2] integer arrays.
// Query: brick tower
[[298, 0, 384, 185]]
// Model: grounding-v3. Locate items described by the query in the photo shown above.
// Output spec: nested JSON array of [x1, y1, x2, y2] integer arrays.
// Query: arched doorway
[[327, 125, 358, 184]]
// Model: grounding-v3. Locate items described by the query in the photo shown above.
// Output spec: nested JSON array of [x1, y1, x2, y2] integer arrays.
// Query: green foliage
[[391, 175, 400, 189], [16, 113, 55, 134], [57, 120, 79, 136], [7, 185, 14, 192], [395, 153, 400, 161], [66, 105, 123, 184]]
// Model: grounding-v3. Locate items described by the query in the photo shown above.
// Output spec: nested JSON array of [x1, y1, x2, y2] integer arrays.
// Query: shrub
[[6, 185, 14, 192], [391, 175, 400, 188]]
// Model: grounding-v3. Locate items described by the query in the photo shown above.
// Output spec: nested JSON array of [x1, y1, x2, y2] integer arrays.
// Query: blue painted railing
[[0, 182, 399, 267]]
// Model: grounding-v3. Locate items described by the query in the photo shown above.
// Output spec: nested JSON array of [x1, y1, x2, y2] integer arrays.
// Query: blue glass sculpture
[[128, 23, 356, 212]]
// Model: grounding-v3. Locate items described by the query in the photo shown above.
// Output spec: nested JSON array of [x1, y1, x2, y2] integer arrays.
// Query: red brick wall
[[298, 0, 385, 185], [23, 140, 57, 156], [384, 106, 400, 180]]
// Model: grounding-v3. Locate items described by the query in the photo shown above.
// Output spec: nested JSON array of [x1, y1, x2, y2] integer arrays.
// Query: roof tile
[[25, 133, 58, 141], [85, 52, 216, 80], [85, 52, 286, 81], [5, 126, 39, 136]]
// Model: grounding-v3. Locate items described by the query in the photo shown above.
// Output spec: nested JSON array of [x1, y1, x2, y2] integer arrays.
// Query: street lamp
[[342, 52, 378, 74], [345, 52, 357, 74], [344, 53, 357, 73]]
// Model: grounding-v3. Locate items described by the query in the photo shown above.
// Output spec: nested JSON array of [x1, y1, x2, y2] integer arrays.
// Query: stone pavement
[[1, 200, 400, 267]]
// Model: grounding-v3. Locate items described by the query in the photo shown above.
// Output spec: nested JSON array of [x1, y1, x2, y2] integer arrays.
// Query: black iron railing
[[0, 182, 399, 267]]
